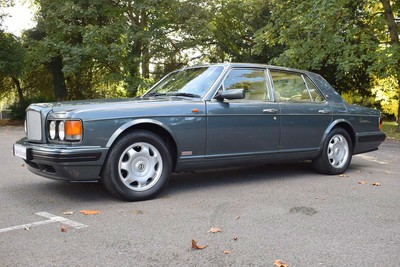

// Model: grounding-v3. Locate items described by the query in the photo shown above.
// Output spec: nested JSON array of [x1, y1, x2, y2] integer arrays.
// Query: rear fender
[[319, 119, 356, 152]]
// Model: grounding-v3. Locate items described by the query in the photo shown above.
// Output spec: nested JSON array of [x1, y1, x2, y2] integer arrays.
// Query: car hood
[[29, 97, 204, 120]]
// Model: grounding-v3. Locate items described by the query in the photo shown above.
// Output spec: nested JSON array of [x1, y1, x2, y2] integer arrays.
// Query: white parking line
[[0, 212, 88, 233]]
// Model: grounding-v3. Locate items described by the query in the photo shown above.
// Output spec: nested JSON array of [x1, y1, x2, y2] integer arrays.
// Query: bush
[[9, 97, 52, 120]]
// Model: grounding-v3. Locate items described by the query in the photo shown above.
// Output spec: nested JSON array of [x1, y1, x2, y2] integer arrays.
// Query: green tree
[[31, 0, 213, 99], [33, 0, 126, 100], [23, 29, 65, 101], [199, 0, 283, 63], [0, 31, 25, 102], [379, 0, 400, 130], [252, 0, 400, 127], [120, 0, 214, 94], [3, 0, 398, 126], [256, 0, 381, 94]]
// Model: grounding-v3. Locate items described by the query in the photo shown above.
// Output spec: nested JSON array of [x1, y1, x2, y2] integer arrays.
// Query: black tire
[[312, 128, 353, 175], [101, 130, 172, 201]]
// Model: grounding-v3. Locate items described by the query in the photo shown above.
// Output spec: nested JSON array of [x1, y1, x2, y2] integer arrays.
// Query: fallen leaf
[[208, 227, 222, 233], [63, 211, 73, 215], [358, 180, 368, 185], [223, 250, 231, 254], [24, 227, 30, 231], [80, 210, 100, 215], [233, 237, 238, 241], [236, 215, 241, 219], [61, 226, 68, 232], [274, 259, 289, 267], [21, 164, 25, 167], [191, 239, 207, 250], [372, 182, 381, 186]]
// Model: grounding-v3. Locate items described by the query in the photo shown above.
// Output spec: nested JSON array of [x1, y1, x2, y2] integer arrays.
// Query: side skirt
[[175, 149, 319, 172]]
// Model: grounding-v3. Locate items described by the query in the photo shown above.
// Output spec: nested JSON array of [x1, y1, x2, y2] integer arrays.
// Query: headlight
[[47, 120, 82, 142], [58, 121, 65, 141], [49, 121, 56, 139]]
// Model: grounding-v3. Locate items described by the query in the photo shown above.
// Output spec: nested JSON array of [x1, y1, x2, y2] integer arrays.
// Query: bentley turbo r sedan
[[14, 63, 386, 201]]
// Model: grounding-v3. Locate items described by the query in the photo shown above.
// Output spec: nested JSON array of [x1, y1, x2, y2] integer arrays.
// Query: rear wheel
[[312, 128, 353, 175], [101, 130, 172, 201]]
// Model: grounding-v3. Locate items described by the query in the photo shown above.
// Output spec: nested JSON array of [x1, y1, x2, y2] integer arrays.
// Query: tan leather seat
[[301, 89, 320, 101]]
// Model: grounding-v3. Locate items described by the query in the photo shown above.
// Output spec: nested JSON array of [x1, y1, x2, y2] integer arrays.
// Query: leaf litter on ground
[[191, 239, 207, 250], [208, 227, 222, 233], [80, 210, 100, 215]]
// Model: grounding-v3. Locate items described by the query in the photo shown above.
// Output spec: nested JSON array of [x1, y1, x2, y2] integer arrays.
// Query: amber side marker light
[[65, 120, 82, 141], [379, 117, 383, 130]]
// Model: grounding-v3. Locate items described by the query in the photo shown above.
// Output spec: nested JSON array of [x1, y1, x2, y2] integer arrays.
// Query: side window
[[304, 76, 323, 102], [270, 71, 323, 102], [223, 68, 270, 101]]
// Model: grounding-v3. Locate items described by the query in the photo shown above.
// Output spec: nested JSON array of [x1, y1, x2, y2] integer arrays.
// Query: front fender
[[105, 118, 177, 148]]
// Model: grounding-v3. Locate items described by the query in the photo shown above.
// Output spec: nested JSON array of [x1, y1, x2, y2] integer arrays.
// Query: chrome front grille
[[26, 110, 42, 141]]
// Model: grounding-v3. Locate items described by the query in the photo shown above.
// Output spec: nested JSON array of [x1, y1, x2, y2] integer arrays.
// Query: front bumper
[[14, 138, 109, 181]]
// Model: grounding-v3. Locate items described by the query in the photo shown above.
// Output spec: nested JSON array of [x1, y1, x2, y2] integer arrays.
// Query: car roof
[[184, 63, 314, 75]]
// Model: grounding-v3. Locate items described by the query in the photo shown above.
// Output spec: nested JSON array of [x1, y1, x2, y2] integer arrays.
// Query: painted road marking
[[35, 212, 88, 229], [0, 212, 88, 233]]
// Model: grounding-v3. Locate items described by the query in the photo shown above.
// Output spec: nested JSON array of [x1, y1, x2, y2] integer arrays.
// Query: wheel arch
[[320, 119, 356, 153], [105, 119, 178, 170]]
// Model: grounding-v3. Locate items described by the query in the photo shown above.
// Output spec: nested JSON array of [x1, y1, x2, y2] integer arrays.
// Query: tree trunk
[[128, 41, 141, 97], [380, 0, 400, 132], [141, 10, 150, 79], [11, 77, 24, 103], [50, 56, 67, 101]]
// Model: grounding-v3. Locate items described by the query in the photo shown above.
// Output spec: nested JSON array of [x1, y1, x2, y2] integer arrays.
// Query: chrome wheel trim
[[327, 134, 349, 169], [118, 142, 163, 192]]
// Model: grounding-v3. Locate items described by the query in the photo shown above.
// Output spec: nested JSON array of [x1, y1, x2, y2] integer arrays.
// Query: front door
[[206, 68, 280, 157]]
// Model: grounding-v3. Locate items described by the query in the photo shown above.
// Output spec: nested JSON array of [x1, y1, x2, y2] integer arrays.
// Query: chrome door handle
[[318, 109, 331, 114], [263, 109, 278, 113]]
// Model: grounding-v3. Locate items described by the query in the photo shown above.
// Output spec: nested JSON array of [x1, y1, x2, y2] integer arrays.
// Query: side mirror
[[215, 89, 246, 101]]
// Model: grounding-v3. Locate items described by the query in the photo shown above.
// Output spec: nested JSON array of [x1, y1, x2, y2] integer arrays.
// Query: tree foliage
[[254, 0, 399, 119], [0, 31, 25, 102], [0, 0, 399, 123]]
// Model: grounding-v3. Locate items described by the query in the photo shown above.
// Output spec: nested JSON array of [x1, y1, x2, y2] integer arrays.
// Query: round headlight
[[58, 121, 65, 141], [49, 121, 56, 139]]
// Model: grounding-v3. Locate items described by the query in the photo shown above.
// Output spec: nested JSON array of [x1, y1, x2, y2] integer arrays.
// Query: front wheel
[[101, 130, 172, 201], [312, 128, 353, 175]]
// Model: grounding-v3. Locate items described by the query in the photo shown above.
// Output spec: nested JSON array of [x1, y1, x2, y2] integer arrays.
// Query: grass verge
[[382, 121, 400, 142]]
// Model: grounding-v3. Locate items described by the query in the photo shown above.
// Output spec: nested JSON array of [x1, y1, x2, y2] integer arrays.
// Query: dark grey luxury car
[[14, 63, 386, 201]]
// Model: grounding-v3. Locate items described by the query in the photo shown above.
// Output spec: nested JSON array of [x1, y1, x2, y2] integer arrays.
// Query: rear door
[[269, 70, 332, 151], [206, 67, 280, 157]]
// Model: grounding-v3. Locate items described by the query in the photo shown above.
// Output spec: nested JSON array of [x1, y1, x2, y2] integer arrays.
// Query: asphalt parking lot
[[1, 126, 399, 267]]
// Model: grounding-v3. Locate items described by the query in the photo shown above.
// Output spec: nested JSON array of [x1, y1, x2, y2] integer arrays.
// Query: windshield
[[146, 66, 224, 98]]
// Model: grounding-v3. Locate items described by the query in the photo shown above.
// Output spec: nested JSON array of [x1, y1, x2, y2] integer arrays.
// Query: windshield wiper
[[146, 92, 167, 97], [166, 92, 201, 98]]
